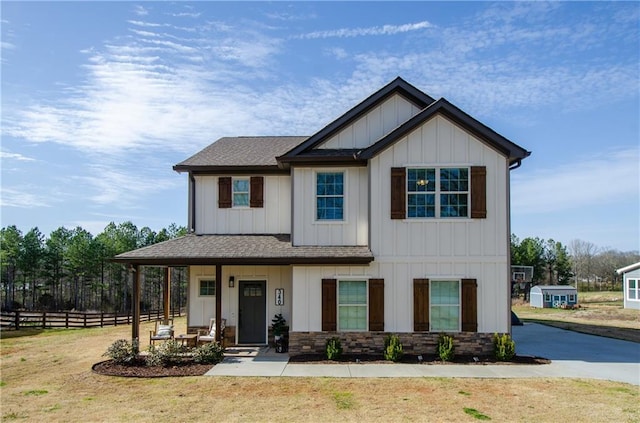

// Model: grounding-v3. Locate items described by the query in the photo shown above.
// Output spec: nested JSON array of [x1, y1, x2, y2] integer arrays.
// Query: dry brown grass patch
[[1, 317, 638, 422]]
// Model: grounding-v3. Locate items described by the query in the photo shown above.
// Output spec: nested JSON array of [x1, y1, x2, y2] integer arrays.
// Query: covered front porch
[[112, 233, 374, 351]]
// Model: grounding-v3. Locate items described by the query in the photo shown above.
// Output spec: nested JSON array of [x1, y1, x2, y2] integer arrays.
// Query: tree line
[[0, 222, 188, 312], [510, 235, 639, 290], [2, 224, 639, 313]]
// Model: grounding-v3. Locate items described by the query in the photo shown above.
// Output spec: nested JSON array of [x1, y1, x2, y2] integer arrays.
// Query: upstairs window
[[407, 167, 469, 218], [232, 178, 250, 207], [316, 172, 344, 220]]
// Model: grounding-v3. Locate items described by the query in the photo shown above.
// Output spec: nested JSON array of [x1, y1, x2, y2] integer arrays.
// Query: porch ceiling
[[111, 234, 374, 266]]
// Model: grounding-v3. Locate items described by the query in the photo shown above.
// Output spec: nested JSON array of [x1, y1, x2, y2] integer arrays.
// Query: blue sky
[[1, 2, 639, 252]]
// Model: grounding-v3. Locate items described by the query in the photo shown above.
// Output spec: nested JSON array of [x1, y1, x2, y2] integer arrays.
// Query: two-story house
[[115, 77, 530, 356]]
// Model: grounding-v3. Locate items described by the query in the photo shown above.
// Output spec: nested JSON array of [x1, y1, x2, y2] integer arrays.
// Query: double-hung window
[[407, 167, 469, 218], [338, 280, 367, 331], [316, 172, 344, 220], [232, 178, 250, 207], [430, 280, 460, 331], [628, 279, 639, 301]]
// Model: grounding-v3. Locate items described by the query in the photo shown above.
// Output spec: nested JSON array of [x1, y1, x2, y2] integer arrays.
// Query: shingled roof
[[173, 136, 307, 173], [112, 234, 374, 265]]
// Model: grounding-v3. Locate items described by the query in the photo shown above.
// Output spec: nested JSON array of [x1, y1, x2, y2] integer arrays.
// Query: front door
[[238, 280, 266, 344]]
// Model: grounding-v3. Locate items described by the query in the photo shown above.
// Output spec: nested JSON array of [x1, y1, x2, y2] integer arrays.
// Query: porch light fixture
[[228, 276, 235, 288]]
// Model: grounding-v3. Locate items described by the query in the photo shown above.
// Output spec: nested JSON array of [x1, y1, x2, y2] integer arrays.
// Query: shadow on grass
[[0, 328, 46, 339]]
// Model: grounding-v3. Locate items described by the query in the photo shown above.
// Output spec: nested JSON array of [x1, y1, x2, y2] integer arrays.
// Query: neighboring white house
[[115, 77, 531, 355], [616, 262, 640, 310]]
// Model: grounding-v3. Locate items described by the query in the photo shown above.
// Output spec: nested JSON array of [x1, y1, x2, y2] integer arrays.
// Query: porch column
[[163, 267, 171, 324], [131, 264, 141, 353], [215, 264, 222, 343]]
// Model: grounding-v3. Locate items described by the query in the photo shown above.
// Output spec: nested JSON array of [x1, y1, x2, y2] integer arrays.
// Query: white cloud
[[295, 21, 433, 39], [0, 150, 36, 161], [80, 165, 179, 207], [133, 5, 148, 16], [0, 188, 51, 208], [512, 148, 639, 215]]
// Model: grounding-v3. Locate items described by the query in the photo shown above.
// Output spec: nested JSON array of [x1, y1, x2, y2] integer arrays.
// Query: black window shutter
[[218, 177, 232, 208], [413, 278, 430, 331], [368, 279, 384, 331], [470, 166, 486, 218], [391, 167, 406, 219], [250, 176, 264, 208], [322, 279, 337, 331], [461, 279, 478, 332]]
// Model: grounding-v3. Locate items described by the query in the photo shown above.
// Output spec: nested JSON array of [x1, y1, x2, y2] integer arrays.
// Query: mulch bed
[[92, 358, 213, 378], [93, 354, 550, 378], [288, 354, 550, 365]]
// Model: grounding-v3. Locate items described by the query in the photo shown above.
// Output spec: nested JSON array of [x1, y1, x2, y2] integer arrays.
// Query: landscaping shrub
[[146, 339, 184, 367], [493, 333, 516, 361], [103, 339, 137, 364], [437, 334, 455, 361], [193, 342, 225, 364], [325, 337, 343, 360], [383, 334, 404, 362]]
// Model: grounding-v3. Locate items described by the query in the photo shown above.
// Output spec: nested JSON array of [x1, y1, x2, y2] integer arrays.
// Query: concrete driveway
[[512, 323, 640, 385]]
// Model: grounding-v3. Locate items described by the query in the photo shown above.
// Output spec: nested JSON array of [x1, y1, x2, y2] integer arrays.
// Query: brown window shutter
[[470, 166, 486, 218], [250, 176, 264, 208], [391, 167, 406, 219], [322, 279, 337, 331], [461, 279, 478, 332], [218, 177, 232, 208], [413, 278, 429, 331], [368, 279, 384, 331]]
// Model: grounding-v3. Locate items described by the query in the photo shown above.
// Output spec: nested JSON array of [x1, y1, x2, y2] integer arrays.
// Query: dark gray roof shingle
[[113, 234, 373, 265], [174, 137, 307, 171]]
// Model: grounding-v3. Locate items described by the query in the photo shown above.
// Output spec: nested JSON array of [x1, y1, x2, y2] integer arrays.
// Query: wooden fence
[[0, 308, 184, 330]]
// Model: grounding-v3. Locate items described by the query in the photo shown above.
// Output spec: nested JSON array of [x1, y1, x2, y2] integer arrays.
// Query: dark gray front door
[[238, 281, 266, 344]]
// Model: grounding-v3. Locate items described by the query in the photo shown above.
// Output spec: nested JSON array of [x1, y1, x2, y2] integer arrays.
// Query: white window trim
[[429, 279, 461, 332], [198, 278, 216, 297], [314, 170, 347, 223], [406, 166, 470, 220], [232, 177, 250, 208], [337, 279, 368, 332], [627, 278, 639, 301]]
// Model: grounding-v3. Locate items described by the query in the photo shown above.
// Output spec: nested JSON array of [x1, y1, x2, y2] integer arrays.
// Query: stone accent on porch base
[[288, 332, 497, 357]]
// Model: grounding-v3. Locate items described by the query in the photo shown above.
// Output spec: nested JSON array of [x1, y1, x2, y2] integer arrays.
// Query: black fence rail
[[0, 308, 184, 330]]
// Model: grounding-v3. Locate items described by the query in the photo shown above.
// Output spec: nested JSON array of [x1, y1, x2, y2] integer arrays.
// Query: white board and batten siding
[[188, 265, 292, 334], [292, 167, 368, 246], [291, 114, 513, 335], [193, 175, 291, 234], [291, 261, 509, 334], [318, 93, 422, 150]]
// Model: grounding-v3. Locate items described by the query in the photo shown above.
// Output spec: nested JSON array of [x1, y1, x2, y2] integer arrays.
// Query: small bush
[[437, 334, 455, 362], [193, 342, 225, 364], [383, 334, 404, 362], [493, 333, 516, 361], [103, 339, 137, 364], [146, 339, 184, 367], [325, 337, 343, 360]]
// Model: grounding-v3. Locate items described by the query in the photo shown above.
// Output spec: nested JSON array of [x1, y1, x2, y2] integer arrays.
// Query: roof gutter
[[509, 159, 523, 171]]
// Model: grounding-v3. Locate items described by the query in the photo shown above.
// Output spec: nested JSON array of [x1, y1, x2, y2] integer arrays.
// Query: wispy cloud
[[512, 148, 639, 215], [0, 187, 51, 208], [295, 21, 432, 39], [0, 150, 36, 161], [133, 5, 148, 16]]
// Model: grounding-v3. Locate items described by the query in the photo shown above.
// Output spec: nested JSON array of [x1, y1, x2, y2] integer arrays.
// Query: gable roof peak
[[277, 77, 436, 162]]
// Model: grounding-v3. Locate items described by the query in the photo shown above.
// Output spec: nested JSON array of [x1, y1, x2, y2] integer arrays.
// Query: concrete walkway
[[206, 323, 640, 385]]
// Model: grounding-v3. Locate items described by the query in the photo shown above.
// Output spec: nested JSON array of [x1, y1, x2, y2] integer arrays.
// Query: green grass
[[24, 389, 48, 396], [333, 391, 355, 410], [463, 407, 491, 420]]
